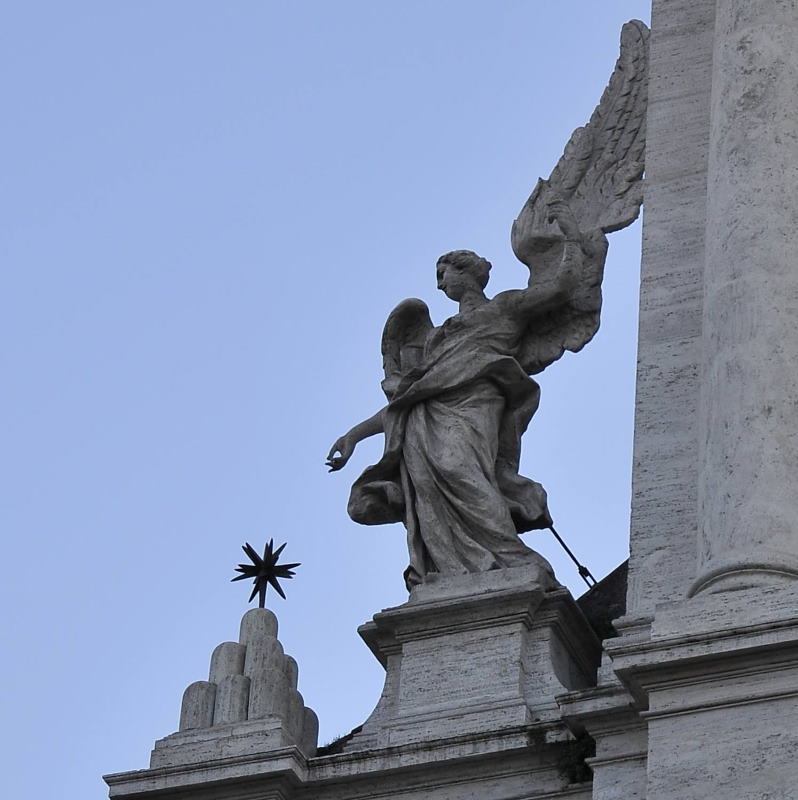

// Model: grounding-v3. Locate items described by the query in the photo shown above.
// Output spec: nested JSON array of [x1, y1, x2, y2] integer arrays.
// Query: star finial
[[231, 540, 300, 608]]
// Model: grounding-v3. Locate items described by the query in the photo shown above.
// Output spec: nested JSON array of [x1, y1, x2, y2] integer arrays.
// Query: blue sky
[[1, 2, 650, 796]]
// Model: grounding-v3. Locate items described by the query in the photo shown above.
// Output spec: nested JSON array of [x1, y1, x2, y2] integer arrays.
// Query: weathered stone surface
[[213, 674, 250, 726], [144, 607, 318, 774], [178, 681, 215, 732], [243, 629, 284, 677], [300, 707, 319, 758], [209, 642, 245, 683], [108, 733, 593, 800], [106, 746, 306, 798], [559, 685, 647, 800], [609, 4, 798, 797], [408, 558, 559, 604], [626, 0, 714, 616], [695, 0, 798, 595], [248, 665, 289, 722], [150, 718, 292, 769], [344, 567, 601, 751], [283, 655, 298, 689], [239, 606, 278, 645], [609, 584, 798, 799]]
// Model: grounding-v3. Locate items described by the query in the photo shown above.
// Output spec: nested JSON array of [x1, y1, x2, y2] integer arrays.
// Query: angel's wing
[[516, 231, 609, 375], [511, 20, 650, 271], [380, 298, 433, 400], [510, 20, 649, 376]]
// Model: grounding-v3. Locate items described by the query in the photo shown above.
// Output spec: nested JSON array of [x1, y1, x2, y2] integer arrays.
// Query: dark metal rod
[[546, 525, 597, 588]]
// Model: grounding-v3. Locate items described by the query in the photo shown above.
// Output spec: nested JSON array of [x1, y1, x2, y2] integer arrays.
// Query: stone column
[[625, 0, 714, 617], [694, 0, 798, 595]]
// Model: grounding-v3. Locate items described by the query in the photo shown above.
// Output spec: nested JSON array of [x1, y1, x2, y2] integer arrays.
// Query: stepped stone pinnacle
[[152, 607, 318, 770]]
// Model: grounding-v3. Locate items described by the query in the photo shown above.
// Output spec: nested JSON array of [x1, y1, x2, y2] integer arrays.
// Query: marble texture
[[626, 0, 715, 617], [695, 0, 798, 595]]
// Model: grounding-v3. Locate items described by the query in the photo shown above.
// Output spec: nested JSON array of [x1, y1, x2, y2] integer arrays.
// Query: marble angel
[[327, 21, 650, 590]]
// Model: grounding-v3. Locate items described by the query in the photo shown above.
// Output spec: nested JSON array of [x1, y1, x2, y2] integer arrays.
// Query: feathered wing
[[510, 19, 649, 375], [380, 298, 433, 399], [518, 232, 610, 375], [512, 19, 649, 263]]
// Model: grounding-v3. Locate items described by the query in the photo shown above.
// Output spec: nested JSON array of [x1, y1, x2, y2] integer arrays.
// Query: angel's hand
[[326, 435, 356, 472], [547, 198, 581, 241]]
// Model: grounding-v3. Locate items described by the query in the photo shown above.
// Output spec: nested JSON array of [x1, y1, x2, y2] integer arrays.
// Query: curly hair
[[436, 250, 492, 290]]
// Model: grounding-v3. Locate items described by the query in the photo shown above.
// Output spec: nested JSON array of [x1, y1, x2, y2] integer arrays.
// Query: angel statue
[[326, 21, 649, 591]]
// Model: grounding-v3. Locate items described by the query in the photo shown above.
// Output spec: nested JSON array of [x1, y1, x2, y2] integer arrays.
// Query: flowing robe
[[347, 292, 555, 588]]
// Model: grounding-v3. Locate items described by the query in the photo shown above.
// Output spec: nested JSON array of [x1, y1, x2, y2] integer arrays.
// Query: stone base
[[558, 681, 647, 800], [343, 566, 601, 752], [150, 717, 296, 769], [105, 746, 306, 799], [605, 585, 798, 800]]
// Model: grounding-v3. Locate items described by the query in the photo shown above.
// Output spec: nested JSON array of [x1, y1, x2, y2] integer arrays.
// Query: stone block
[[301, 707, 318, 756], [178, 680, 216, 731], [248, 665, 290, 721], [150, 718, 292, 769], [213, 674, 250, 725], [243, 630, 284, 676], [627, 0, 715, 616], [239, 606, 278, 645], [559, 684, 647, 800], [345, 567, 600, 751], [209, 641, 245, 683]]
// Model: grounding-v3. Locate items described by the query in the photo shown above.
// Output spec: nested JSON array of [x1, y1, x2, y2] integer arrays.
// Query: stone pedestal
[[608, 585, 798, 799], [342, 566, 601, 752]]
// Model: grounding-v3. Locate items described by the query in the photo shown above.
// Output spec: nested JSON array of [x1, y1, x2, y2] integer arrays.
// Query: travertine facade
[[626, 0, 714, 616], [105, 2, 798, 798], [697, 0, 798, 593]]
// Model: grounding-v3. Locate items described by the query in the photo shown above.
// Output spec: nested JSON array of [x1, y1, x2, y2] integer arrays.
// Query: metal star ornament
[[231, 540, 300, 608]]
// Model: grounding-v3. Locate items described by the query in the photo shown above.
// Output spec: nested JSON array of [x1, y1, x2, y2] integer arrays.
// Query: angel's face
[[436, 261, 479, 302]]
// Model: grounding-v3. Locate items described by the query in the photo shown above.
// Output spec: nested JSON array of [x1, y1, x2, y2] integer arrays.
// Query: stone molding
[[608, 617, 798, 711], [558, 683, 648, 800], [104, 746, 306, 799], [345, 569, 600, 752]]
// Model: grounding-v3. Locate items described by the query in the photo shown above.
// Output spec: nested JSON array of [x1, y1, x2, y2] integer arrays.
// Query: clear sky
[[2, 2, 650, 797]]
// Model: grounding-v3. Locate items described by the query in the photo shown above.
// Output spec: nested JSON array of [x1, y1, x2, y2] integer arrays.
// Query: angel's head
[[436, 250, 491, 301]]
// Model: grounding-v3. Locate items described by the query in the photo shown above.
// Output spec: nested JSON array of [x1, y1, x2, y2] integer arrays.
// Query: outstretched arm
[[326, 407, 386, 472]]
